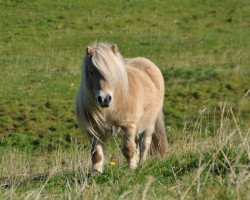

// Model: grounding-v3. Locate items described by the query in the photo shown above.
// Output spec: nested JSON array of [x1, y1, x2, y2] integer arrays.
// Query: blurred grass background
[[1, 0, 249, 150]]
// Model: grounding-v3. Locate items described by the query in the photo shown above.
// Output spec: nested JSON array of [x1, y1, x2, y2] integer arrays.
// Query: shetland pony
[[76, 42, 168, 173]]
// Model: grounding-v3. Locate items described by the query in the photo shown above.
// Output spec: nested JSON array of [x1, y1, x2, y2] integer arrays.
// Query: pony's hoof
[[129, 165, 137, 170], [129, 161, 138, 170], [93, 164, 104, 174]]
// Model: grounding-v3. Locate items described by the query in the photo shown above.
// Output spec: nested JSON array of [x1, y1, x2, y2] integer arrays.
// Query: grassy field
[[0, 0, 250, 199]]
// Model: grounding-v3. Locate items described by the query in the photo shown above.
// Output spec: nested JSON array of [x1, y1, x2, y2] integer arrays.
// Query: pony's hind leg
[[122, 126, 140, 169], [90, 138, 105, 173], [140, 126, 154, 161]]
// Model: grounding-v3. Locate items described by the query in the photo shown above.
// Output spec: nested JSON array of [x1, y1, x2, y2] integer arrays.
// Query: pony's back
[[126, 57, 164, 95]]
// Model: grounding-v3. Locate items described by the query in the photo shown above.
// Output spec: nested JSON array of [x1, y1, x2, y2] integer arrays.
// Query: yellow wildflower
[[110, 161, 116, 166]]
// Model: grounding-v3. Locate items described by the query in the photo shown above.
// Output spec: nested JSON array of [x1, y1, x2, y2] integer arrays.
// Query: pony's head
[[82, 42, 128, 108]]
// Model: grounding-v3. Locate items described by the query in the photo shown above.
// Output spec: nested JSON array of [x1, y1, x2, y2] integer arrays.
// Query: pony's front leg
[[140, 127, 154, 161], [90, 138, 105, 173], [122, 127, 140, 169]]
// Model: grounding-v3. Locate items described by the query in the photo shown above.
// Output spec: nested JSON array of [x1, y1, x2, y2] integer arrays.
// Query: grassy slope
[[0, 0, 249, 199]]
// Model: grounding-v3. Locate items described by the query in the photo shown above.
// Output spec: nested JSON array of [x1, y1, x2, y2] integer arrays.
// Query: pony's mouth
[[99, 103, 111, 108]]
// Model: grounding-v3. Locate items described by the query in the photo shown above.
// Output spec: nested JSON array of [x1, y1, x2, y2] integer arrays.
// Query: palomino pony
[[76, 42, 168, 173]]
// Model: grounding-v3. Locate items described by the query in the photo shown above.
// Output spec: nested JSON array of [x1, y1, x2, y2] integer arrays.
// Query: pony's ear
[[86, 46, 95, 57], [110, 44, 118, 54]]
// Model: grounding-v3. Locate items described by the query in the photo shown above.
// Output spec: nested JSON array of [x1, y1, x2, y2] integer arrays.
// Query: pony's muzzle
[[97, 94, 112, 107]]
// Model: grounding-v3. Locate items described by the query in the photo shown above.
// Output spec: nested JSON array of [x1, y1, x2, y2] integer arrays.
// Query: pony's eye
[[90, 71, 94, 76]]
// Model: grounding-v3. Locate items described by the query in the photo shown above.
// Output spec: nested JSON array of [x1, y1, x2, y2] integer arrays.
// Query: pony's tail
[[149, 111, 168, 158]]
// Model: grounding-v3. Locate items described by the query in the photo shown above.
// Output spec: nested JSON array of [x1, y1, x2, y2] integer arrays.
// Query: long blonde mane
[[76, 42, 128, 138]]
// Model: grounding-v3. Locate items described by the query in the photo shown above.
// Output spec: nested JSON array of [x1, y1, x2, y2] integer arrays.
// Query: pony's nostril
[[98, 95, 111, 107], [107, 95, 112, 103], [98, 96, 103, 104]]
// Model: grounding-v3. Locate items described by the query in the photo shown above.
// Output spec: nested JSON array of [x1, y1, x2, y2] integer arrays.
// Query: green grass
[[0, 0, 250, 199]]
